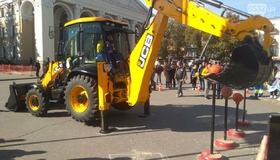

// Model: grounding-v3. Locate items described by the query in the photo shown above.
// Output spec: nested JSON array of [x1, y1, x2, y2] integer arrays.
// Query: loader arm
[[40, 61, 64, 89], [127, 0, 275, 106]]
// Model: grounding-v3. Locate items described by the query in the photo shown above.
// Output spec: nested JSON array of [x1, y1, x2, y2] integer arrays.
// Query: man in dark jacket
[[170, 61, 176, 88], [155, 62, 163, 85], [175, 61, 186, 97]]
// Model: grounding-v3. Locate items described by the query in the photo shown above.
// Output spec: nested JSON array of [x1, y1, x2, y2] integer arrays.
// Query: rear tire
[[64, 75, 99, 123], [25, 88, 49, 116]]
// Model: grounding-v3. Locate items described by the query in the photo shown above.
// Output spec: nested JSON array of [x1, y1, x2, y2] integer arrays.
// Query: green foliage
[[160, 12, 243, 63]]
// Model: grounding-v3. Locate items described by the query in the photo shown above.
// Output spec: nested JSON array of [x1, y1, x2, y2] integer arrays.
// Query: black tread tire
[[25, 88, 49, 117], [64, 75, 98, 123], [111, 102, 132, 111]]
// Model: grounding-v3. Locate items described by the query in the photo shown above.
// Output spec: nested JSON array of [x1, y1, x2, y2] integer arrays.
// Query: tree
[[158, 12, 242, 63], [166, 19, 187, 57]]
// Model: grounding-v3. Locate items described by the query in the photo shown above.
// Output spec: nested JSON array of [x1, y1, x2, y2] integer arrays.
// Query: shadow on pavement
[[0, 138, 46, 159]]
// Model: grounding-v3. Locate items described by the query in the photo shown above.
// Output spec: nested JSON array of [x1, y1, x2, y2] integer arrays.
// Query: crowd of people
[[151, 58, 280, 101], [151, 59, 224, 99]]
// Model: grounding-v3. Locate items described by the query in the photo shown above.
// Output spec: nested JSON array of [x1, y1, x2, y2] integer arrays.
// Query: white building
[[0, 0, 148, 65]]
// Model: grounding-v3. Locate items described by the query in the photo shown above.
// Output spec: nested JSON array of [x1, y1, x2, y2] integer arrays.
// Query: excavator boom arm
[[127, 0, 275, 106]]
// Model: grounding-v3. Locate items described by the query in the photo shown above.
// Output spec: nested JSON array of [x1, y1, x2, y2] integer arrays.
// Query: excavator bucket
[[206, 36, 273, 89], [5, 82, 33, 111]]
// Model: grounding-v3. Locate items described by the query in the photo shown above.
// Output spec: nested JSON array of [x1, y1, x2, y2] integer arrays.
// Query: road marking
[[109, 150, 166, 159]]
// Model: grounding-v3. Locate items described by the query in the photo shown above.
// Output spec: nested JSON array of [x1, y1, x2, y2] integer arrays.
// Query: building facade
[[0, 0, 148, 65]]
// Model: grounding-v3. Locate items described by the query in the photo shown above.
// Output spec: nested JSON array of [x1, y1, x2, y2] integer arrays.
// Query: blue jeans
[[177, 79, 183, 95], [156, 73, 162, 84], [199, 77, 205, 90], [204, 79, 211, 97]]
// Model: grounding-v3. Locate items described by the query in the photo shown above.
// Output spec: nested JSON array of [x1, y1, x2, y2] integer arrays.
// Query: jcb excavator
[[5, 0, 275, 133]]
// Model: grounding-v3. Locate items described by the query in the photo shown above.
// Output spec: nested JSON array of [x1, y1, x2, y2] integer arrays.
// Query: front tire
[[64, 75, 98, 123], [25, 88, 49, 116]]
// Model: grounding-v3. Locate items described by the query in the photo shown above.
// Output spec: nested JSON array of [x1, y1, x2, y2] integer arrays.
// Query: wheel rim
[[69, 85, 89, 113], [28, 95, 40, 111]]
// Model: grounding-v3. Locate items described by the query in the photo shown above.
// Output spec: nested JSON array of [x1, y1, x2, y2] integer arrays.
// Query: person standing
[[155, 62, 163, 85], [164, 61, 172, 88], [182, 62, 188, 84], [175, 61, 186, 97], [267, 66, 280, 100], [191, 64, 198, 90], [198, 62, 205, 91], [150, 67, 156, 91], [254, 84, 264, 98], [267, 66, 278, 99], [188, 60, 193, 84], [35, 60, 41, 77], [29, 57, 33, 66], [170, 61, 176, 88], [201, 62, 212, 99]]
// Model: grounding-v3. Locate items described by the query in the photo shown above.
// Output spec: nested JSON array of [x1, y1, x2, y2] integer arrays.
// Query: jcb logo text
[[138, 34, 153, 69]]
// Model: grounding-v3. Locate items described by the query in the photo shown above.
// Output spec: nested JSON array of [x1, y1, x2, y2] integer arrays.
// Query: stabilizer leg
[[100, 110, 110, 134], [139, 97, 150, 118]]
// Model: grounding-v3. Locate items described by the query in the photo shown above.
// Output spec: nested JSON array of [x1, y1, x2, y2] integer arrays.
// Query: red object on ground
[[200, 150, 223, 160], [238, 119, 252, 127], [158, 85, 163, 92], [215, 137, 236, 149], [227, 128, 245, 138], [221, 87, 233, 100]]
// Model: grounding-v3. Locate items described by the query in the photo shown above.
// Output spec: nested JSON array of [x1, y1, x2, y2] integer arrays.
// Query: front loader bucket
[[5, 82, 34, 111], [206, 36, 272, 89]]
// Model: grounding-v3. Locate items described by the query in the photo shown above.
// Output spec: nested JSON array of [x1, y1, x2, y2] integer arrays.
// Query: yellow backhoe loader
[[5, 0, 275, 133]]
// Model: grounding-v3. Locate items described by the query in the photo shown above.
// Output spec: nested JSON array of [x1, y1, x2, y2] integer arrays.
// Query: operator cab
[[62, 17, 134, 71]]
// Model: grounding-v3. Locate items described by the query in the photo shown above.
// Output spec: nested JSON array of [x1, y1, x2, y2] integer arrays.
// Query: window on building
[[12, 46, 16, 58], [135, 27, 140, 43], [0, 27, 4, 38], [9, 3, 14, 15], [2, 46, 6, 58], [0, 8, 4, 17], [11, 25, 15, 37]]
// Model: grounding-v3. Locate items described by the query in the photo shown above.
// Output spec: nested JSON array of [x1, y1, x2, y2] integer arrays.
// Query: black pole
[[100, 110, 110, 134], [224, 99, 228, 140], [144, 98, 150, 116], [242, 89, 247, 121], [210, 83, 216, 154], [139, 97, 150, 118], [235, 103, 239, 131]]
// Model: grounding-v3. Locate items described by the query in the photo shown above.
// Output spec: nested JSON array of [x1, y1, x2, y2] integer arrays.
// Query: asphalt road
[[0, 73, 279, 160]]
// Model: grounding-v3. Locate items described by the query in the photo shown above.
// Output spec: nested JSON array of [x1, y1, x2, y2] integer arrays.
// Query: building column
[[130, 20, 137, 49], [97, 10, 105, 17], [34, 0, 54, 62], [73, 3, 83, 19], [116, 16, 122, 21]]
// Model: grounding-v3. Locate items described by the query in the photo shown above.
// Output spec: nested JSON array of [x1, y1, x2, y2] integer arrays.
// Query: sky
[[140, 0, 280, 18]]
